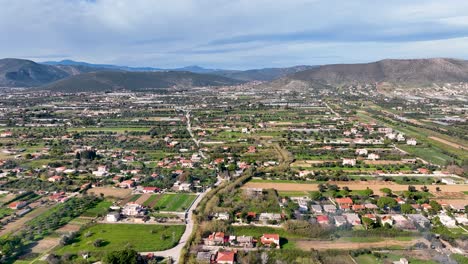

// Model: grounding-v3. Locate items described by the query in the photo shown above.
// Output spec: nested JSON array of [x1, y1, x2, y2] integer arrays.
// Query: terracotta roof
[[216, 251, 235, 262]]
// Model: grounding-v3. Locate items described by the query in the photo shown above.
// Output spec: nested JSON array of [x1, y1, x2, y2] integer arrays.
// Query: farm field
[[154, 193, 197, 212], [87, 187, 132, 199], [81, 200, 112, 217], [55, 224, 185, 254], [243, 180, 468, 196], [295, 237, 423, 251]]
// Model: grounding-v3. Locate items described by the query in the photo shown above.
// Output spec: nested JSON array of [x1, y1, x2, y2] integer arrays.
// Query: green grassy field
[[68, 127, 150, 133], [154, 193, 197, 212], [0, 207, 13, 219], [354, 253, 439, 264], [81, 200, 112, 217], [143, 194, 159, 207], [55, 224, 185, 254]]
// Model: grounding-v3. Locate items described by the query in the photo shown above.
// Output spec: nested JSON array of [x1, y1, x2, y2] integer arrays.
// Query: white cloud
[[0, 0, 467, 68]]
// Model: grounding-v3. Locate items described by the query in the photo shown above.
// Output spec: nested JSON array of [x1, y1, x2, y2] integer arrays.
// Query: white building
[[439, 214, 457, 227], [406, 138, 417, 146], [367, 153, 380, 160], [342, 158, 356, 166], [355, 149, 368, 156], [106, 212, 121, 222]]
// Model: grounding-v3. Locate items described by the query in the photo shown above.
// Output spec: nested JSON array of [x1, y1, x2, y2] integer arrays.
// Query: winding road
[[140, 108, 214, 263]]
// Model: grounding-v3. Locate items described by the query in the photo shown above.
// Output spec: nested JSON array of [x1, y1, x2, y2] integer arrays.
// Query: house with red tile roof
[[216, 251, 235, 264], [335, 197, 353, 209], [260, 234, 280, 248], [9, 201, 27, 210], [316, 215, 329, 225], [205, 232, 226, 246]]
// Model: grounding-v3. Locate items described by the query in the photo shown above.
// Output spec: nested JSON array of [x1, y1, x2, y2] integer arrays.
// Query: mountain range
[[1, 57, 468, 91], [42, 71, 244, 92], [287, 58, 468, 86]]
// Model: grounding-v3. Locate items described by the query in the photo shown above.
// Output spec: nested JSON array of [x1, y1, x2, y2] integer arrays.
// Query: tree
[[377, 197, 397, 209], [362, 217, 375, 230], [429, 200, 442, 213], [380, 188, 392, 197], [363, 187, 374, 197], [400, 203, 414, 214], [103, 248, 144, 264], [309, 191, 322, 201], [93, 239, 104, 248]]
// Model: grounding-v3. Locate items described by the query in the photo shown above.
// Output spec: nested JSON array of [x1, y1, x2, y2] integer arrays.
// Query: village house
[[342, 158, 356, 166], [48, 175, 63, 182], [260, 234, 280, 248], [213, 212, 230, 221], [367, 153, 380, 160], [9, 201, 27, 210], [141, 186, 160, 194], [119, 180, 134, 188], [355, 148, 368, 155], [343, 213, 361, 226], [316, 215, 329, 226], [406, 138, 417, 145], [216, 251, 236, 264], [204, 232, 226, 246], [311, 204, 323, 214], [106, 211, 121, 222], [407, 214, 430, 228], [323, 204, 337, 214], [259, 213, 282, 224], [122, 203, 145, 216], [235, 235, 254, 248], [381, 215, 393, 226], [438, 214, 457, 227], [173, 181, 192, 192], [335, 197, 353, 210], [334, 215, 347, 227], [0, 131, 12, 137]]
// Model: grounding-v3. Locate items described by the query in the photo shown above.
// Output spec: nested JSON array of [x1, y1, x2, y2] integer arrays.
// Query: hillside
[[40, 71, 244, 92], [287, 58, 468, 86], [43, 60, 316, 81], [211, 65, 317, 81], [0, 58, 97, 87]]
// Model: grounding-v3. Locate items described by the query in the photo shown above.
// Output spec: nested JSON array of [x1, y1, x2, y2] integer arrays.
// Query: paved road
[[141, 108, 217, 263]]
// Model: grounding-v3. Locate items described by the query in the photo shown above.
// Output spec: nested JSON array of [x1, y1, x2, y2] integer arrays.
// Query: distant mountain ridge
[[41, 71, 244, 92], [42, 60, 316, 81], [287, 58, 468, 86], [3, 57, 468, 89]]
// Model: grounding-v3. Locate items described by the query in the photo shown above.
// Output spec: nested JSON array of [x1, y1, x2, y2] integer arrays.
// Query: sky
[[1, 0, 468, 69]]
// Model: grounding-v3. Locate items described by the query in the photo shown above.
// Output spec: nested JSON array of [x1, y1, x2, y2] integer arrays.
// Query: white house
[[323, 204, 337, 213], [355, 149, 368, 156], [106, 212, 121, 222], [342, 158, 356, 166], [438, 214, 457, 227], [367, 153, 380, 160], [441, 178, 456, 185], [122, 203, 145, 216], [406, 138, 417, 146], [334, 215, 347, 227]]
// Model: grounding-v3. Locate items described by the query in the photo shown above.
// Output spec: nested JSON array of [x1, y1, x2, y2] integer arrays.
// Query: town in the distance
[[0, 56, 466, 264]]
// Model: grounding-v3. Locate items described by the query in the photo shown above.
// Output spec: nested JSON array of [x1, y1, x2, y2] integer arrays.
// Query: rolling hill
[[0, 58, 97, 87], [42, 60, 316, 81], [287, 58, 468, 86], [40, 71, 244, 92]]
